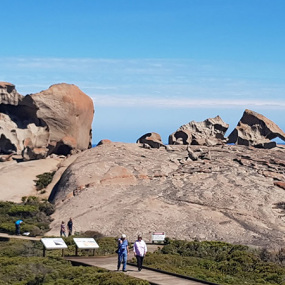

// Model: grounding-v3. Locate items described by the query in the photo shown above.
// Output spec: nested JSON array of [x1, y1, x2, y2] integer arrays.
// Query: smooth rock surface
[[0, 157, 63, 202], [48, 143, 285, 249]]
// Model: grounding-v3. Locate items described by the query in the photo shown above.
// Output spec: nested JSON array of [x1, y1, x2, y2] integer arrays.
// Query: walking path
[[0, 232, 41, 241], [67, 256, 219, 285], [0, 233, 219, 285]]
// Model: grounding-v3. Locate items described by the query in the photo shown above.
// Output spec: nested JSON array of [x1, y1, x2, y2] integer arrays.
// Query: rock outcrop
[[0, 156, 63, 202], [228, 109, 285, 149], [136, 132, 164, 148], [0, 82, 23, 105], [97, 139, 112, 146], [169, 116, 229, 146], [0, 82, 94, 159], [48, 142, 285, 249]]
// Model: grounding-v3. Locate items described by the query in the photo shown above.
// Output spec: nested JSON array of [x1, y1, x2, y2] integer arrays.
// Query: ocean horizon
[[92, 142, 285, 148]]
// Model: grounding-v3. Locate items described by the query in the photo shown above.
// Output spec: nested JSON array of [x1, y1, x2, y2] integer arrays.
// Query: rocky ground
[[2, 82, 285, 249], [0, 156, 63, 202], [46, 142, 285, 249]]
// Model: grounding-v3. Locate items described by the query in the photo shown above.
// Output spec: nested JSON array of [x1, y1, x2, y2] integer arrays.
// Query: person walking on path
[[67, 218, 73, 236], [15, 219, 23, 235], [60, 221, 66, 237], [133, 234, 147, 271], [117, 233, 129, 272]]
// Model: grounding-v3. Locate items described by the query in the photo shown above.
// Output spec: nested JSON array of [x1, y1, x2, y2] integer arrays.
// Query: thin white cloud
[[92, 94, 285, 110], [1, 56, 285, 107]]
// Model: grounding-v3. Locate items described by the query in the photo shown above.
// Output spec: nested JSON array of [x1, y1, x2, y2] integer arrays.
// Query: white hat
[[121, 234, 126, 238]]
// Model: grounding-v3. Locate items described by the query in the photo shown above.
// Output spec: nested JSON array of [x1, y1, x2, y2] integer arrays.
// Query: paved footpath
[[67, 256, 215, 285]]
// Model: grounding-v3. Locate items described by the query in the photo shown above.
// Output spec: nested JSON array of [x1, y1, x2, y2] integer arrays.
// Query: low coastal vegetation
[[143, 239, 285, 285], [2, 236, 285, 285], [1, 198, 285, 284], [0, 239, 148, 285], [0, 196, 55, 236], [34, 171, 56, 194]]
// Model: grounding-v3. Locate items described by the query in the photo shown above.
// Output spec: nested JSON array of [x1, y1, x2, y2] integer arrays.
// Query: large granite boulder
[[227, 109, 285, 149], [169, 116, 229, 146], [47, 142, 285, 249], [0, 82, 94, 159], [0, 82, 23, 105], [136, 132, 164, 148]]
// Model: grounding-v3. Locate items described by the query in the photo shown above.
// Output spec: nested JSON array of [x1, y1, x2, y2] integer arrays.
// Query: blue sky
[[1, 0, 285, 144]]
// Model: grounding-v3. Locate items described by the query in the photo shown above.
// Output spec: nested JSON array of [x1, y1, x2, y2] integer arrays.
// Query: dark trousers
[[136, 255, 144, 270], [15, 224, 20, 235]]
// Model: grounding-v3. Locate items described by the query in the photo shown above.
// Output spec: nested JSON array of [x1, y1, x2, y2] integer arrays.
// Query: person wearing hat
[[117, 233, 129, 272], [133, 234, 147, 271]]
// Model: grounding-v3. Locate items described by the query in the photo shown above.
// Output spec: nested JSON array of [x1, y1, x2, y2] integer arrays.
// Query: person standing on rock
[[117, 234, 129, 272], [60, 221, 66, 237], [15, 219, 23, 235], [133, 234, 147, 271], [67, 218, 73, 236]]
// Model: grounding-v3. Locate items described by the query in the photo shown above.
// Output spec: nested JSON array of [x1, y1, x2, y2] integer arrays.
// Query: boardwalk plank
[[67, 256, 210, 285]]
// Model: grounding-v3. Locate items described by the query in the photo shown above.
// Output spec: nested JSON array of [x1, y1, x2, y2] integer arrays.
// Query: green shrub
[[0, 239, 43, 257], [21, 224, 42, 237], [81, 230, 104, 239], [0, 253, 150, 285], [0, 201, 14, 213], [34, 171, 55, 190], [7, 205, 38, 217], [0, 222, 15, 234], [146, 240, 285, 285], [0, 197, 54, 235], [35, 222, 50, 230], [39, 202, 55, 216]]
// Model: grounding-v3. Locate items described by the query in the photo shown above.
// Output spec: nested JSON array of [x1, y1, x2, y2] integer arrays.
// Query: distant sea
[[91, 142, 285, 148]]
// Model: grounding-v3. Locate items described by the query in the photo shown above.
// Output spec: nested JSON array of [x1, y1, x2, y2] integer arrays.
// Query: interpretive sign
[[73, 238, 99, 256], [41, 238, 68, 257], [73, 238, 99, 249], [41, 238, 68, 249], [151, 232, 165, 243]]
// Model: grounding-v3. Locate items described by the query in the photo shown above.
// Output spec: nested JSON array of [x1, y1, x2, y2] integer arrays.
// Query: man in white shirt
[[133, 234, 147, 271]]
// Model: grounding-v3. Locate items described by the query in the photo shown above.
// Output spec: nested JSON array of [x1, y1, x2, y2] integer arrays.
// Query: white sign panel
[[73, 238, 99, 249], [152, 232, 165, 242], [41, 238, 68, 250]]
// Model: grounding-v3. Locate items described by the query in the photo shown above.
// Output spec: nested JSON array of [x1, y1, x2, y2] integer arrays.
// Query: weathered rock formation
[[228, 109, 285, 149], [97, 139, 112, 146], [137, 132, 164, 148], [169, 116, 229, 146], [0, 82, 94, 159], [48, 142, 285, 249], [0, 82, 23, 105]]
